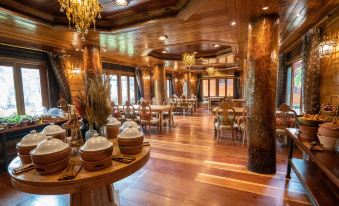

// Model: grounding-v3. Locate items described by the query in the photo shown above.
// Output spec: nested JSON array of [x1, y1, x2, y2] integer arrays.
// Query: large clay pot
[[318, 121, 339, 139], [117, 126, 144, 154], [299, 125, 319, 141], [16, 130, 47, 156], [107, 116, 121, 139], [317, 134, 337, 151], [42, 123, 66, 141]]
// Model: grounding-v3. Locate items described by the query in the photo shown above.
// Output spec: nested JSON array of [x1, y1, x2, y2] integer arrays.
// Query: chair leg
[[231, 129, 234, 145], [242, 129, 246, 147], [217, 129, 220, 143]]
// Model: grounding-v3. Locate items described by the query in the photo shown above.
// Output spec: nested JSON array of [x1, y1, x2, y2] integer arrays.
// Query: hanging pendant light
[[115, 0, 131, 6], [318, 32, 338, 58]]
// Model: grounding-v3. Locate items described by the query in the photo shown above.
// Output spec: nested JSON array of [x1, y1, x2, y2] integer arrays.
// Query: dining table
[[119, 105, 174, 131], [8, 140, 150, 206], [173, 98, 198, 111]]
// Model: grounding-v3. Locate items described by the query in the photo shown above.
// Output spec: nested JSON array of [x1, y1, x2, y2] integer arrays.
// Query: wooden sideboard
[[0, 121, 66, 172], [285, 128, 339, 206]]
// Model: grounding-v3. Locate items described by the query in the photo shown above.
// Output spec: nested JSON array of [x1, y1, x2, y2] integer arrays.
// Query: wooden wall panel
[[142, 68, 152, 101]]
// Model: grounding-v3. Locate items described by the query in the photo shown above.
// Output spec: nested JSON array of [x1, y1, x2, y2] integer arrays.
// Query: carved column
[[246, 15, 279, 174], [153, 64, 166, 103], [82, 45, 102, 79]]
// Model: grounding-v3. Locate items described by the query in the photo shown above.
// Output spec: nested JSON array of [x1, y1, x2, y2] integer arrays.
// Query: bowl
[[42, 123, 66, 140], [318, 134, 337, 151], [119, 145, 143, 155], [299, 125, 319, 141], [81, 155, 112, 171], [34, 157, 69, 175], [80, 134, 113, 161], [117, 126, 144, 147], [30, 138, 70, 164], [318, 121, 339, 139], [18, 153, 32, 164], [80, 146, 113, 162]]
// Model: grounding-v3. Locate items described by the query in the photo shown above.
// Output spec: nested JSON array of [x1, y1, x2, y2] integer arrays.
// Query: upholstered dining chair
[[179, 95, 193, 115], [238, 108, 247, 147], [163, 99, 174, 124], [137, 97, 144, 105], [215, 102, 238, 145], [150, 97, 159, 105], [123, 101, 137, 122], [275, 103, 297, 146], [139, 101, 160, 132]]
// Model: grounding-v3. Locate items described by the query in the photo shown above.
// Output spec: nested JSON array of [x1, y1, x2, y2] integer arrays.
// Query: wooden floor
[[0, 108, 309, 206]]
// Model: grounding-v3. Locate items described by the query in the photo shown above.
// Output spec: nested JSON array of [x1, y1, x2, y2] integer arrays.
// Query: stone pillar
[[153, 64, 166, 103], [246, 15, 279, 174], [82, 45, 102, 79]]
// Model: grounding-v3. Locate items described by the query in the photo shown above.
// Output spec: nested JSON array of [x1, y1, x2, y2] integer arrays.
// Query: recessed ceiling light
[[103, 49, 107, 52], [231, 21, 236, 26], [115, 0, 130, 6], [81, 49, 84, 52], [193, 52, 198, 54], [159, 35, 168, 41], [162, 50, 168, 54], [296, 13, 301, 17], [75, 48, 79, 51], [103, 44, 106, 47], [72, 42, 76, 45], [262, 6, 269, 10], [212, 44, 220, 48]]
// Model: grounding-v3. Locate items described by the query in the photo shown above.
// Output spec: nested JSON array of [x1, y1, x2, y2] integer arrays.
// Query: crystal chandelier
[[58, 0, 103, 40], [182, 53, 195, 69]]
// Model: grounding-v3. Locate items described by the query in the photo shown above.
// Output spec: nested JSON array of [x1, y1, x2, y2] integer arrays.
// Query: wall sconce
[[206, 67, 215, 76], [143, 75, 150, 80], [175, 78, 178, 82], [67, 54, 81, 78], [318, 32, 338, 58]]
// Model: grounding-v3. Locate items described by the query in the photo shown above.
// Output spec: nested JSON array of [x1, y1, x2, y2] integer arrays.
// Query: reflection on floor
[[0, 108, 309, 206]]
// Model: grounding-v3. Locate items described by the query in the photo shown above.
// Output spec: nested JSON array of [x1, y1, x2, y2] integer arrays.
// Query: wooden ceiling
[[0, 0, 338, 68]]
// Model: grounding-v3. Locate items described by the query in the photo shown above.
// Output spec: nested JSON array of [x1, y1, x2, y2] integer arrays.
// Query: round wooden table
[[8, 141, 150, 206]]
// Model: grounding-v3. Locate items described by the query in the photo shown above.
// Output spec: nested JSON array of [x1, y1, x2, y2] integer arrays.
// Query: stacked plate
[[30, 138, 70, 175], [80, 134, 113, 171], [16, 130, 47, 164], [118, 126, 144, 155]]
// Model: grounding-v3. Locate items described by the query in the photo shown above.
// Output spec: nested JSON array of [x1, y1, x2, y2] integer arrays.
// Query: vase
[[99, 124, 107, 138], [85, 123, 97, 140]]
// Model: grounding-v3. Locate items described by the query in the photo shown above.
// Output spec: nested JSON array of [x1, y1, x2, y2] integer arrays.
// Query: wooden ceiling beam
[[177, 0, 209, 21]]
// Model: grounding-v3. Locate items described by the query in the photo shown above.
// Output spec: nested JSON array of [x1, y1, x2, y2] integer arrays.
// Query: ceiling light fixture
[[262, 6, 269, 10], [58, 0, 103, 41], [159, 35, 168, 41], [162, 50, 168, 54], [182, 53, 196, 69], [212, 44, 220, 48], [193, 51, 198, 54], [115, 0, 130, 6], [231, 21, 236, 26]]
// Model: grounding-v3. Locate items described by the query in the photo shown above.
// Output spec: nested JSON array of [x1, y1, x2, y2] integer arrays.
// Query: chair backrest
[[137, 97, 144, 105], [217, 107, 236, 125], [139, 101, 152, 120], [190, 94, 197, 99], [276, 103, 297, 128], [123, 101, 135, 120], [163, 99, 174, 106], [151, 97, 159, 105], [111, 101, 122, 118]]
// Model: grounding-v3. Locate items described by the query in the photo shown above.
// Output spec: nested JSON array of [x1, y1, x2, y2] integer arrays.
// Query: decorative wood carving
[[246, 15, 279, 174], [153, 64, 166, 103]]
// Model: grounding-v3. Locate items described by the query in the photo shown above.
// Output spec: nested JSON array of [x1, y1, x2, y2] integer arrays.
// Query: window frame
[[286, 59, 303, 114], [201, 78, 235, 98]]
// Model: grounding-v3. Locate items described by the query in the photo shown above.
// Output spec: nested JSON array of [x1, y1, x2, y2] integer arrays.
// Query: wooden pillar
[[82, 45, 102, 79], [246, 15, 279, 174], [153, 64, 166, 103]]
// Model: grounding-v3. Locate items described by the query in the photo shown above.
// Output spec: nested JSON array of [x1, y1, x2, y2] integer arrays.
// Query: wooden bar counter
[[8, 140, 150, 206]]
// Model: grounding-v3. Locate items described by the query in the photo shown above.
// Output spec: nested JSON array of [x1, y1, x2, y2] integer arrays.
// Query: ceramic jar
[[42, 123, 66, 141], [106, 115, 121, 139], [317, 121, 339, 151], [117, 126, 144, 155]]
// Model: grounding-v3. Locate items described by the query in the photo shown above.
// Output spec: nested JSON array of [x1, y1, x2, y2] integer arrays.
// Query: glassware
[[85, 123, 97, 140]]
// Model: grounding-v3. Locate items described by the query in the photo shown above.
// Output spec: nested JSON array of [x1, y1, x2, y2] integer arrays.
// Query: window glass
[[285, 67, 292, 106], [129, 76, 135, 104], [227, 79, 234, 97], [292, 61, 302, 113], [210, 79, 216, 96], [109, 75, 118, 104], [121, 76, 128, 104], [21, 68, 44, 116], [0, 66, 17, 117], [202, 80, 209, 97], [219, 79, 226, 96], [166, 79, 170, 98], [183, 80, 188, 96]]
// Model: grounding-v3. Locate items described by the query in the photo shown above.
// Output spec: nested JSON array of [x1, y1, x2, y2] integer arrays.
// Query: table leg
[[286, 137, 294, 179], [1, 134, 8, 171], [70, 184, 118, 206], [159, 111, 163, 131]]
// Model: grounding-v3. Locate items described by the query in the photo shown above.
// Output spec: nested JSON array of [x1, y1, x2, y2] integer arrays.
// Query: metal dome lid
[[17, 130, 47, 147]]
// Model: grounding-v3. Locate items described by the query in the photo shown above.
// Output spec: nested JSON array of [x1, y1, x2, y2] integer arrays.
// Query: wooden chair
[[179, 95, 193, 115], [150, 97, 159, 105], [275, 103, 297, 146], [137, 97, 144, 105], [139, 101, 160, 132], [123, 101, 137, 121], [237, 108, 247, 146], [163, 99, 174, 124], [216, 102, 237, 145]]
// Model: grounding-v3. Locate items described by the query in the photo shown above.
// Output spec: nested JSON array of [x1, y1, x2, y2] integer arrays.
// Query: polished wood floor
[[0, 108, 309, 206]]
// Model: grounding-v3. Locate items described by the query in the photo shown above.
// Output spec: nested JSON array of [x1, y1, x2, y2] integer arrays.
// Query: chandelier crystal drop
[[58, 0, 103, 41]]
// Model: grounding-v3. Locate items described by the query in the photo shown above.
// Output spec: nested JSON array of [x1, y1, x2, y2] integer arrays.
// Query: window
[[285, 60, 302, 114], [129, 76, 135, 104], [109, 75, 118, 104], [166, 79, 170, 98], [183, 80, 188, 96], [209, 79, 216, 96], [227, 79, 234, 97], [21, 68, 44, 115], [219, 79, 226, 96], [203, 80, 209, 97], [0, 66, 17, 117], [121, 76, 128, 104]]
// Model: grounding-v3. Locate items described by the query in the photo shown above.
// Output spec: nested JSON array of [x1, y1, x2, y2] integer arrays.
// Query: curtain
[[276, 54, 287, 107], [135, 68, 144, 98], [301, 28, 321, 114], [196, 74, 202, 101], [233, 72, 241, 99], [150, 70, 155, 98], [171, 74, 176, 96]]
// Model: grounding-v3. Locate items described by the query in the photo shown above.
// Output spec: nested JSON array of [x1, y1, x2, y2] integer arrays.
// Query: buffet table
[[285, 128, 338, 206], [8, 140, 150, 206]]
